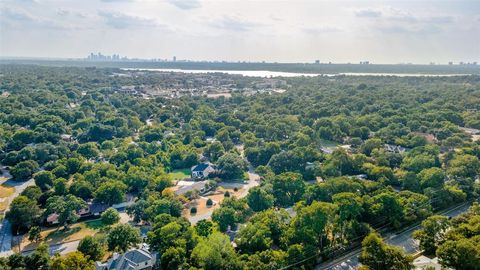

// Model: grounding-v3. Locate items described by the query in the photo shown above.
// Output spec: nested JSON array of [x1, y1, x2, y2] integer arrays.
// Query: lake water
[[122, 68, 471, 78]]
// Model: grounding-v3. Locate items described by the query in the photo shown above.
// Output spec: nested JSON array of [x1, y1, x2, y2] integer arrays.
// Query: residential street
[[0, 166, 35, 256], [316, 201, 472, 270], [21, 240, 80, 257]]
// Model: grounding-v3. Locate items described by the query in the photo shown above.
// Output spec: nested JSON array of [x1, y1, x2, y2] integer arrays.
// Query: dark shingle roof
[[90, 203, 110, 213], [192, 163, 211, 172], [124, 249, 151, 264]]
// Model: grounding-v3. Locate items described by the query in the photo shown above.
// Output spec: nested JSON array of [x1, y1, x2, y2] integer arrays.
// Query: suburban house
[[384, 144, 409, 154], [46, 202, 109, 226], [96, 244, 157, 270], [191, 163, 215, 179], [412, 255, 443, 270]]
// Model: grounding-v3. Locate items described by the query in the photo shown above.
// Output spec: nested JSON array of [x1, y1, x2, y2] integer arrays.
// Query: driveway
[[186, 144, 260, 224]]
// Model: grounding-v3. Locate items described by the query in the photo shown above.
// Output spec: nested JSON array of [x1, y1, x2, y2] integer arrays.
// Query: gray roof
[[96, 247, 154, 270], [192, 163, 212, 172], [124, 249, 152, 264]]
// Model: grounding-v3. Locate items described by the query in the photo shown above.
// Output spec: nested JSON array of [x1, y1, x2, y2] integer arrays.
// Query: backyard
[[168, 168, 191, 181], [17, 219, 107, 252]]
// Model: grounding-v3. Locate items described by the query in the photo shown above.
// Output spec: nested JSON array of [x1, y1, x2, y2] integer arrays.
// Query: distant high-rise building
[[448, 62, 453, 65], [315, 60, 320, 64], [86, 53, 126, 61], [173, 56, 177, 62]]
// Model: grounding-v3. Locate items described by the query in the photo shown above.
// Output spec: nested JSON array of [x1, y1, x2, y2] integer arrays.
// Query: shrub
[[206, 198, 213, 207]]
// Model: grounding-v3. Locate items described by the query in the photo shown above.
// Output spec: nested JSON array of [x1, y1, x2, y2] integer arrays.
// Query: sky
[[0, 0, 479, 64]]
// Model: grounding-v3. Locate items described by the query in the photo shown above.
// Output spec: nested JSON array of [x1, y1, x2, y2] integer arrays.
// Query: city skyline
[[0, 0, 479, 64]]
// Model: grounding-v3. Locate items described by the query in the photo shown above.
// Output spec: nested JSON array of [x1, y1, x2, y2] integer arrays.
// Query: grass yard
[[0, 185, 15, 198], [20, 219, 108, 252], [0, 201, 8, 213], [169, 168, 191, 180], [319, 139, 340, 148]]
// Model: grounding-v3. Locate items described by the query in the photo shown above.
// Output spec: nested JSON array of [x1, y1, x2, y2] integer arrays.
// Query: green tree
[[77, 142, 99, 159], [50, 251, 95, 270], [437, 239, 480, 270], [10, 160, 38, 181], [126, 199, 148, 223], [332, 192, 364, 241], [413, 215, 449, 255], [20, 186, 42, 202], [28, 226, 42, 243], [368, 192, 404, 228], [33, 171, 54, 191], [5, 196, 41, 233], [272, 172, 306, 207], [94, 181, 127, 205], [101, 208, 120, 226], [417, 167, 445, 189], [212, 207, 236, 232], [447, 154, 480, 179], [287, 201, 336, 249], [216, 153, 248, 180], [191, 232, 242, 270], [53, 177, 67, 195], [246, 187, 274, 212], [161, 247, 186, 270], [204, 141, 225, 162], [235, 222, 272, 254], [359, 232, 413, 270], [195, 219, 214, 237], [77, 235, 105, 261], [24, 243, 50, 270], [107, 224, 141, 252]]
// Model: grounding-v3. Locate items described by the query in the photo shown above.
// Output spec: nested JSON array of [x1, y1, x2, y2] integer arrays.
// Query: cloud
[[100, 0, 134, 2], [98, 11, 160, 29], [168, 0, 201, 10], [1, 7, 79, 30], [56, 8, 87, 18], [426, 16, 454, 24], [303, 26, 342, 34], [376, 24, 443, 35], [384, 9, 453, 25], [355, 9, 382, 18], [209, 16, 259, 32], [1, 7, 36, 21]]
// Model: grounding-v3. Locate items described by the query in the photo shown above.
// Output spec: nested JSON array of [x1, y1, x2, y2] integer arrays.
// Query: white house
[[96, 244, 157, 270], [412, 255, 443, 270], [191, 163, 215, 179]]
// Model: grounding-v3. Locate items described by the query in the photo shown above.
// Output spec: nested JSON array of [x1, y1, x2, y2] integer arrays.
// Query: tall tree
[[359, 232, 412, 270], [413, 215, 450, 255]]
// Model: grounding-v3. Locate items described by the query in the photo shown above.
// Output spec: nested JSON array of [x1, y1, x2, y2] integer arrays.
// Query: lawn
[[20, 219, 108, 252], [0, 185, 15, 198], [319, 139, 340, 148], [169, 168, 191, 180], [0, 201, 8, 213]]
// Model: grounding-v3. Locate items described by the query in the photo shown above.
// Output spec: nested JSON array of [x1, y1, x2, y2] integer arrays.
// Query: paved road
[[316, 202, 472, 270], [0, 167, 35, 256], [21, 240, 80, 257]]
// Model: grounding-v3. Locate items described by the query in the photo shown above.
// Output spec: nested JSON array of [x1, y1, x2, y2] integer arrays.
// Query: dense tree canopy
[[0, 65, 479, 269]]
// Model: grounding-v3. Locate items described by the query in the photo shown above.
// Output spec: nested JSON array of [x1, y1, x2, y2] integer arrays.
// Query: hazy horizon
[[1, 0, 479, 64]]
